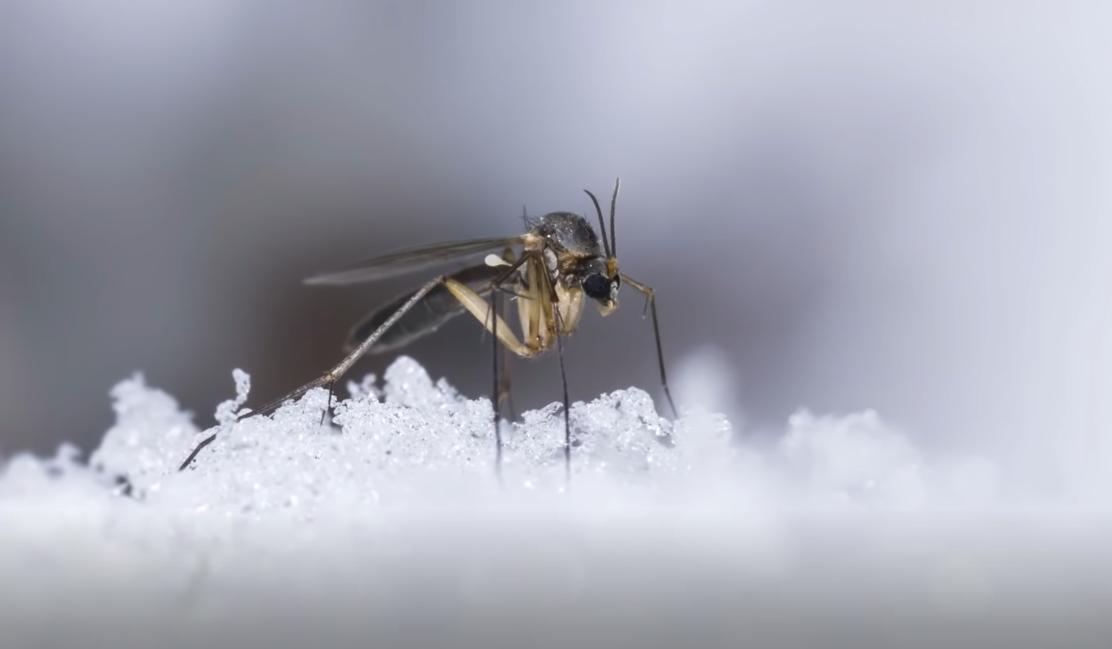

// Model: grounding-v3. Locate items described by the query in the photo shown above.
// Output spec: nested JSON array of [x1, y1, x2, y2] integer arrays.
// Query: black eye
[[583, 274, 610, 300]]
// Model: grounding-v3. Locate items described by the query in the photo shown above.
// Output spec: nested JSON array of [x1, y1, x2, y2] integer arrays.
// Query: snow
[[1, 356, 1110, 649]]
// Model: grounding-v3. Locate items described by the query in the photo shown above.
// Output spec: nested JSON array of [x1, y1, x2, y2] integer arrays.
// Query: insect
[[178, 180, 676, 481]]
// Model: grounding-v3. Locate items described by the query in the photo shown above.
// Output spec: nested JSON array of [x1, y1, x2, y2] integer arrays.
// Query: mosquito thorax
[[526, 203, 620, 313], [529, 212, 607, 258]]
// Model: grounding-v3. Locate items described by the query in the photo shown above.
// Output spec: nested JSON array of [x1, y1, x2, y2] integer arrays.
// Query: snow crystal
[[87, 373, 199, 488], [213, 367, 251, 425], [779, 409, 926, 508], [2, 356, 1110, 649], [83, 357, 718, 515]]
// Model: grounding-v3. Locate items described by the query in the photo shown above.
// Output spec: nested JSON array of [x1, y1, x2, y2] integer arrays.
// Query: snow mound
[[72, 356, 984, 517], [2, 357, 1110, 649], [83, 357, 730, 517]]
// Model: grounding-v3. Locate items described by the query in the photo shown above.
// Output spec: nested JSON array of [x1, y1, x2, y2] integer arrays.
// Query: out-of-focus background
[[1, 0, 1110, 494]]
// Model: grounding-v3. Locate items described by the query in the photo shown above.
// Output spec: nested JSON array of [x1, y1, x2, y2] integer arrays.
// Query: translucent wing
[[347, 264, 503, 354], [304, 237, 521, 286]]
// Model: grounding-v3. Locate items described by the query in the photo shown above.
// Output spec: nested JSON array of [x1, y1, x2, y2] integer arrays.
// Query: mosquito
[[178, 179, 676, 481]]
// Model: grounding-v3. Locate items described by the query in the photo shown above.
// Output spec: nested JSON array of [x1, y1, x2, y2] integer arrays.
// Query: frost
[[779, 409, 926, 508], [50, 356, 1013, 517], [87, 358, 720, 513], [213, 367, 251, 425], [87, 373, 199, 487], [1, 356, 1110, 648]]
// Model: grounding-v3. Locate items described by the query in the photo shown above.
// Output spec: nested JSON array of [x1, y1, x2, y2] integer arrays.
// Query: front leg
[[620, 273, 678, 419]]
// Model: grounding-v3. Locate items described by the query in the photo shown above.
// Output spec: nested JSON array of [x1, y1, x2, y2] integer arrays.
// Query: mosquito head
[[581, 180, 621, 316], [582, 257, 621, 316]]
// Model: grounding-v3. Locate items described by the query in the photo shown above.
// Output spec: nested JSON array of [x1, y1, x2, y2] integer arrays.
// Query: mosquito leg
[[482, 258, 550, 479], [490, 251, 530, 287], [177, 433, 218, 471], [487, 286, 517, 419], [444, 278, 536, 358], [646, 297, 677, 418], [499, 347, 516, 422], [492, 285, 530, 300], [482, 256, 543, 477], [620, 274, 678, 419], [478, 251, 532, 338], [490, 288, 504, 483], [444, 272, 542, 480], [178, 275, 449, 471], [488, 262, 527, 423], [552, 308, 572, 486], [319, 382, 336, 426], [528, 250, 571, 483]]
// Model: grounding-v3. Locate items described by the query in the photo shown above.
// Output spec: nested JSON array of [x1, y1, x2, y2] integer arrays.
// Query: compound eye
[[583, 274, 610, 300]]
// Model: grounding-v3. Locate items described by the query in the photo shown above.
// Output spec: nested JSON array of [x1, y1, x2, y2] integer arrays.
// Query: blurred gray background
[[2, 0, 1110, 492]]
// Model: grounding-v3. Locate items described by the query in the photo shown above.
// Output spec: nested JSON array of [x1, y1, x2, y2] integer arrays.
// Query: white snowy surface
[[2, 357, 1110, 649]]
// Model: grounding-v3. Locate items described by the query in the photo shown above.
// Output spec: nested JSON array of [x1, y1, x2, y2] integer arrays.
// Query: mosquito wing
[[304, 237, 521, 286], [347, 263, 503, 354]]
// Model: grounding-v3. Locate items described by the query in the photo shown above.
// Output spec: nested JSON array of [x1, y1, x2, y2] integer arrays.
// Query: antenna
[[583, 188, 612, 258], [609, 177, 620, 256]]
